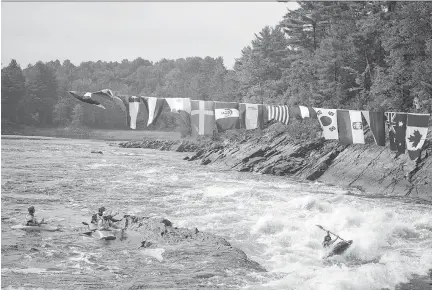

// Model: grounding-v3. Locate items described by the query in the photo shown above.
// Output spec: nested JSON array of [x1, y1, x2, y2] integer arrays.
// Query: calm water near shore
[[2, 136, 432, 289]]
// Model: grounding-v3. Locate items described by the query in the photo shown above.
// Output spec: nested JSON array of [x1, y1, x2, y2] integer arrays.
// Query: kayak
[[11, 224, 59, 232], [94, 230, 116, 240], [82, 228, 121, 241], [324, 240, 353, 258]]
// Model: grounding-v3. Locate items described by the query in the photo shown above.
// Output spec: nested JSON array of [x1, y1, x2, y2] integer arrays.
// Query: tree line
[[2, 1, 431, 133]]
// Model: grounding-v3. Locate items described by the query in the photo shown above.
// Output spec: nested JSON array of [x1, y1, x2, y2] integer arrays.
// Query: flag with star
[[406, 113, 430, 160], [385, 112, 407, 153]]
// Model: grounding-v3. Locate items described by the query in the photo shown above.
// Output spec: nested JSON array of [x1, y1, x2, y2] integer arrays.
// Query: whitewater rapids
[[1, 136, 431, 290]]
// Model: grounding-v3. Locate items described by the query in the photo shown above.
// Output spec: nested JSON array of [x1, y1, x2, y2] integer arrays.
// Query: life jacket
[[98, 216, 110, 230], [91, 213, 103, 224], [323, 235, 332, 247], [25, 214, 36, 225]]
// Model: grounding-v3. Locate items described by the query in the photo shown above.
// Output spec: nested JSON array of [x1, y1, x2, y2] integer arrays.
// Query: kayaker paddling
[[25, 206, 44, 226], [97, 210, 123, 230], [91, 206, 122, 225], [316, 225, 353, 258], [98, 211, 111, 230], [91, 206, 106, 224], [322, 231, 338, 248]]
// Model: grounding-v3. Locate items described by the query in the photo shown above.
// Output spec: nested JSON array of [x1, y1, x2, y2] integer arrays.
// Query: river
[[1, 136, 432, 290]]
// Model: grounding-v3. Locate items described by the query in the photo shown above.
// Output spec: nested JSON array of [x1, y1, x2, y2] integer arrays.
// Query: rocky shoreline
[[120, 122, 432, 202], [119, 138, 207, 153]]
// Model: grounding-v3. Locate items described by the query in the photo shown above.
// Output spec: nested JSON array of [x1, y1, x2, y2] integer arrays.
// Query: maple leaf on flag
[[408, 130, 422, 148]]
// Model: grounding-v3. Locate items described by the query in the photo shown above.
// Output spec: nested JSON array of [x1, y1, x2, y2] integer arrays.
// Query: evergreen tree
[[1, 59, 26, 123], [4, 1, 430, 133], [71, 104, 84, 127], [25, 62, 58, 125]]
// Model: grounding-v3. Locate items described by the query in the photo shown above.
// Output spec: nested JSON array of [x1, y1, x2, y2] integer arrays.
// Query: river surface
[[1, 136, 432, 290]]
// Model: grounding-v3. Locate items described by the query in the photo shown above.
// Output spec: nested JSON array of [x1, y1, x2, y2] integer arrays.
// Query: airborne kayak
[[11, 224, 59, 232]]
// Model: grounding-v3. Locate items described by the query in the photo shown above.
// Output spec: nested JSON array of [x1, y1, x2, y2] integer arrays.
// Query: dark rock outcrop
[[119, 139, 209, 153], [119, 216, 266, 273], [117, 123, 432, 201], [184, 123, 432, 201]]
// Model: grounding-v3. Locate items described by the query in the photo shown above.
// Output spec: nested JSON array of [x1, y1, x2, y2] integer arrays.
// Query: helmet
[[98, 206, 106, 213], [28, 206, 35, 212]]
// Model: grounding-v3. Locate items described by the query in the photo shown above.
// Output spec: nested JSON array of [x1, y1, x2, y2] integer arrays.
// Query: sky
[[1, 2, 299, 70]]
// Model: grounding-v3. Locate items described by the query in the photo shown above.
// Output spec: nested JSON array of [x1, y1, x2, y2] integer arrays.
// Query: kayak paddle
[[315, 225, 347, 242]]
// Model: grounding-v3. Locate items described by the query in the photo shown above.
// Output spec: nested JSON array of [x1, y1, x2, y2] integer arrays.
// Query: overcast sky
[[1, 2, 298, 70]]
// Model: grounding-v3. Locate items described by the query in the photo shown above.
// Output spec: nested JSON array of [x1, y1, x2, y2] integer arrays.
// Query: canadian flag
[[405, 113, 430, 160]]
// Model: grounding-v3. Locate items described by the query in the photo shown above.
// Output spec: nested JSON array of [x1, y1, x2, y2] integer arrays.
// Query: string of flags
[[68, 90, 431, 161]]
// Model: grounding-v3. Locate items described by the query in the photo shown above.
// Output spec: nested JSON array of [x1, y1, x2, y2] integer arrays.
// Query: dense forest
[[2, 1, 432, 133]]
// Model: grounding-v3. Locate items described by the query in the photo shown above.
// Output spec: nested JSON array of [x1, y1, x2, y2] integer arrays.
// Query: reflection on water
[[1, 137, 432, 290]]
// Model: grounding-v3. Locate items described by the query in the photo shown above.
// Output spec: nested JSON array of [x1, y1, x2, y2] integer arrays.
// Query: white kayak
[[82, 228, 121, 241], [94, 229, 117, 240], [11, 224, 59, 232]]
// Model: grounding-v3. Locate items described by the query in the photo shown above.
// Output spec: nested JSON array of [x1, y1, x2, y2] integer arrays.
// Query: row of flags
[[68, 90, 430, 161]]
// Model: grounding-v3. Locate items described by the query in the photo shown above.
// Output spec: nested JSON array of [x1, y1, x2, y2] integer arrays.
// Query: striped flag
[[214, 102, 240, 132], [313, 108, 339, 140], [240, 103, 264, 130], [191, 100, 215, 136], [337, 110, 365, 144], [267, 105, 289, 125], [290, 105, 317, 120], [145, 97, 166, 126], [406, 113, 430, 160]]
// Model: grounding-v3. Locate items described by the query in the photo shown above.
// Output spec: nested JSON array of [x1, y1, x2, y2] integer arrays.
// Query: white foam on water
[[87, 162, 123, 169], [242, 193, 432, 290], [2, 268, 63, 274], [170, 174, 432, 290], [139, 248, 165, 262], [204, 185, 246, 198], [68, 250, 98, 265], [3, 139, 431, 290]]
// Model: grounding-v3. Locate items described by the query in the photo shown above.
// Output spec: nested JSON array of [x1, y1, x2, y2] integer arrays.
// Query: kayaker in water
[[91, 206, 122, 225], [25, 206, 44, 226], [98, 211, 111, 230], [322, 231, 338, 248], [91, 206, 106, 224], [97, 209, 123, 230]]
